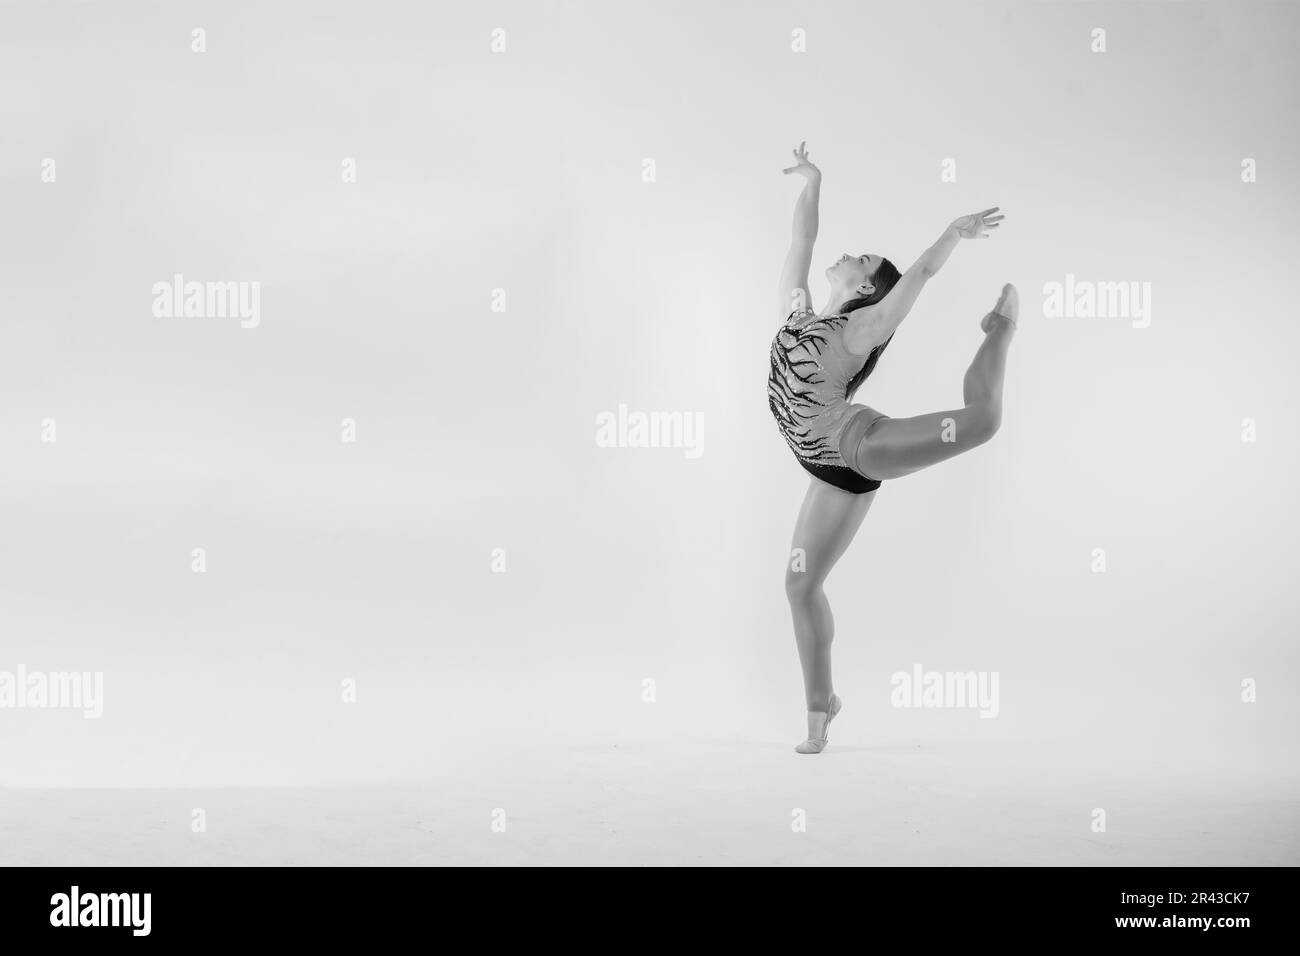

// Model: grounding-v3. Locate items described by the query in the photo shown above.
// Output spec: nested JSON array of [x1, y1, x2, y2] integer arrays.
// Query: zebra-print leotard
[[767, 308, 893, 493]]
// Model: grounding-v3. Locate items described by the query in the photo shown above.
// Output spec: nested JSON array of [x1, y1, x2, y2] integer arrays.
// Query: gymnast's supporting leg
[[853, 284, 1018, 481], [784, 479, 874, 753]]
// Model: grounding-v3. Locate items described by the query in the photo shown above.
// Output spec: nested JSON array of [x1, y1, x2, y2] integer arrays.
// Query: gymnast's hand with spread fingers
[[782, 141, 821, 183], [947, 207, 1005, 239]]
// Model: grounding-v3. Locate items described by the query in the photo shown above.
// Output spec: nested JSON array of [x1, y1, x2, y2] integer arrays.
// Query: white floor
[[4, 731, 1295, 866]]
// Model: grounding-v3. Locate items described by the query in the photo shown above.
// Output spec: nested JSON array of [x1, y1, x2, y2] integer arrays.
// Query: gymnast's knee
[[785, 566, 824, 603], [967, 402, 1002, 445]]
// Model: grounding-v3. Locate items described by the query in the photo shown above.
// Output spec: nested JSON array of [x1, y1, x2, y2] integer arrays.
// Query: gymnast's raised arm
[[843, 207, 1004, 354], [776, 141, 821, 319]]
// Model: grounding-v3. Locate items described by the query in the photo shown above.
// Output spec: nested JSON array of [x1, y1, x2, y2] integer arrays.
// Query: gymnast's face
[[827, 253, 884, 295]]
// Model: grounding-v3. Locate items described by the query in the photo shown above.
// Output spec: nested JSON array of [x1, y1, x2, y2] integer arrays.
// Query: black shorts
[[796, 459, 881, 494]]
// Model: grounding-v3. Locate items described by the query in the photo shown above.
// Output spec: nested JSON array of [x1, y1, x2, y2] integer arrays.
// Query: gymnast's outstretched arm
[[843, 207, 1004, 354], [776, 141, 821, 319]]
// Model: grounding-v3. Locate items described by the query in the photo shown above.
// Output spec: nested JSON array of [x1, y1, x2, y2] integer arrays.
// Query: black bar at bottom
[[0, 865, 1284, 943]]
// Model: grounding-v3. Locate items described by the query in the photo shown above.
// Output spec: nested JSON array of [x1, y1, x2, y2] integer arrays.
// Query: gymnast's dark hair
[[837, 257, 902, 313]]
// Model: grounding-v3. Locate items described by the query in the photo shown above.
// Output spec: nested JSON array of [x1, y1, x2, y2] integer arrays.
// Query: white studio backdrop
[[0, 0, 1294, 854]]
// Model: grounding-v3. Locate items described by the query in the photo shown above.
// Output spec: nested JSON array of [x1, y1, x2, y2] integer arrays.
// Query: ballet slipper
[[795, 694, 842, 754], [981, 283, 1019, 333]]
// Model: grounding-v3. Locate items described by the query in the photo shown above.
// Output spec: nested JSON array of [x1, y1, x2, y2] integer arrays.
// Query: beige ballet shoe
[[795, 694, 842, 754], [981, 283, 1019, 333]]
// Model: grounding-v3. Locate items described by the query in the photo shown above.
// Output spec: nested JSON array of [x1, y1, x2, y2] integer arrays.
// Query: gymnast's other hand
[[782, 141, 821, 182], [948, 207, 1004, 239]]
